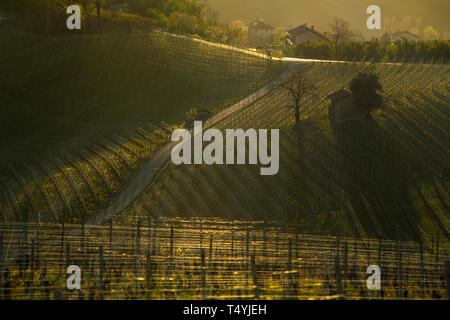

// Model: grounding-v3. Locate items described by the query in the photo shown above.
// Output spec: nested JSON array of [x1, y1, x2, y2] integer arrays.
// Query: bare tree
[[279, 71, 319, 126], [329, 17, 351, 58], [96, 0, 101, 20]]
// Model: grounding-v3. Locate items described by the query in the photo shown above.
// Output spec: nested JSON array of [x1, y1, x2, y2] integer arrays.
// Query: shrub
[[286, 39, 450, 63], [100, 11, 157, 34]]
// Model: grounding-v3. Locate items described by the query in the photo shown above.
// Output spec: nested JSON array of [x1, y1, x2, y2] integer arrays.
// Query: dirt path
[[90, 60, 307, 225], [0, 48, 307, 271]]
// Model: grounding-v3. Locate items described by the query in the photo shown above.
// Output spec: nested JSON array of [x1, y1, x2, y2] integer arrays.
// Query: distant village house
[[248, 19, 274, 47], [287, 24, 329, 45], [391, 31, 420, 41], [327, 89, 365, 125]]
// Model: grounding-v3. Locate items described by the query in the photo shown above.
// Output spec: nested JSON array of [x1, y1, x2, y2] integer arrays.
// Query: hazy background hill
[[207, 0, 449, 37]]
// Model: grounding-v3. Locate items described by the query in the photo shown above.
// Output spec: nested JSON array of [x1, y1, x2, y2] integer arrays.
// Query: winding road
[[0, 43, 308, 269], [90, 59, 307, 225]]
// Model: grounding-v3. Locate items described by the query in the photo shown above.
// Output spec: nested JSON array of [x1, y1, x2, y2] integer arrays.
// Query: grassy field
[[0, 29, 285, 223], [118, 61, 450, 243]]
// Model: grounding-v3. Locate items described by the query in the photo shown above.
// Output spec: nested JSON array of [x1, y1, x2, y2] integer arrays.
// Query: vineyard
[[117, 60, 450, 243], [0, 29, 449, 300], [0, 218, 448, 300], [0, 29, 285, 224]]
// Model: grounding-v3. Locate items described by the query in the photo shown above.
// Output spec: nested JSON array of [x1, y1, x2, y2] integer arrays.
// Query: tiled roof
[[327, 89, 352, 101], [392, 31, 420, 39], [288, 24, 329, 41]]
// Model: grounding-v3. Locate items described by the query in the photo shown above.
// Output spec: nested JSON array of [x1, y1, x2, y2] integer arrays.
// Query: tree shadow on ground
[[332, 117, 422, 241]]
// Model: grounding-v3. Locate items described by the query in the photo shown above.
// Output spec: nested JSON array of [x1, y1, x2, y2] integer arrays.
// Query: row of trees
[[280, 17, 449, 62], [0, 0, 72, 33], [126, 0, 248, 44], [126, 0, 205, 34], [0, 0, 248, 42], [384, 16, 446, 41], [283, 39, 450, 63], [0, 0, 126, 33]]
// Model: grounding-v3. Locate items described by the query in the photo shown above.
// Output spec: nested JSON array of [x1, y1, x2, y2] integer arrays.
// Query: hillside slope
[[0, 30, 285, 223], [120, 61, 449, 242]]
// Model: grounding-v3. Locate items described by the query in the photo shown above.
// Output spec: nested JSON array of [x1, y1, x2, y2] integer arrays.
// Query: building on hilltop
[[391, 31, 420, 41], [287, 24, 329, 45], [248, 19, 274, 47], [327, 88, 365, 126]]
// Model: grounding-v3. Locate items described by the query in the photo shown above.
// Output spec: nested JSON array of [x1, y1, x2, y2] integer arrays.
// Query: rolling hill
[[0, 29, 285, 223], [119, 60, 449, 243]]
